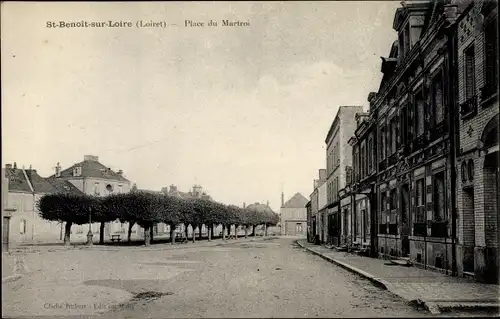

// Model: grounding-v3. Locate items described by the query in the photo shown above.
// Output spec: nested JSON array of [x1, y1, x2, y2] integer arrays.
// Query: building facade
[[308, 168, 326, 242], [455, 0, 498, 283], [348, 109, 376, 252], [48, 155, 133, 239], [325, 105, 363, 246], [3, 163, 83, 245], [280, 193, 308, 236], [347, 1, 498, 281]]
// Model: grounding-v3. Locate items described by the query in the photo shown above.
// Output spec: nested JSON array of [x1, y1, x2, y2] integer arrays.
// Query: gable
[[282, 193, 308, 208]]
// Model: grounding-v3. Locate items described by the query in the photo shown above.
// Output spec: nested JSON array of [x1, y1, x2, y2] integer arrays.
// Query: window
[[20, 219, 27, 234], [296, 223, 303, 233], [408, 104, 414, 140], [362, 209, 369, 240], [118, 185, 123, 194], [416, 179, 425, 222], [415, 90, 425, 137], [361, 145, 365, 178], [391, 118, 398, 154], [94, 182, 100, 195], [380, 126, 386, 160], [464, 45, 475, 100], [401, 106, 408, 145], [484, 18, 498, 93], [432, 73, 444, 125], [433, 172, 445, 221], [390, 188, 397, 210], [368, 137, 373, 173]]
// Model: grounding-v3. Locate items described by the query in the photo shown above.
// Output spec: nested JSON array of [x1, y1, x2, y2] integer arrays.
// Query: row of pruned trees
[[37, 192, 279, 246]]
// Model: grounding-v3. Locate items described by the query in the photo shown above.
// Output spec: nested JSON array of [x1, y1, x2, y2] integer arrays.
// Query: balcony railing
[[460, 95, 478, 119], [430, 221, 448, 238], [413, 223, 427, 237]]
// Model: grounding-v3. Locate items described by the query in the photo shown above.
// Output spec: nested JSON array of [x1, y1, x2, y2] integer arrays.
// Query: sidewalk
[[6, 235, 278, 255], [297, 240, 500, 315]]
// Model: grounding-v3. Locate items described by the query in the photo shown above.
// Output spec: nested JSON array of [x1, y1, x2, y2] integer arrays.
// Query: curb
[[295, 240, 438, 314], [295, 240, 390, 290]]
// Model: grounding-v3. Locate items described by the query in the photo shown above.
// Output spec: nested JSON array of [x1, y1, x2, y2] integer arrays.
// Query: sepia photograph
[[1, 0, 499, 318]]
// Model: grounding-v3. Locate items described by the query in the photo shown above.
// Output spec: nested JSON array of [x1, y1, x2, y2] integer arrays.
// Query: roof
[[5, 168, 57, 194], [282, 193, 309, 208], [47, 179, 84, 195], [48, 158, 129, 182], [136, 189, 163, 195], [246, 202, 274, 213]]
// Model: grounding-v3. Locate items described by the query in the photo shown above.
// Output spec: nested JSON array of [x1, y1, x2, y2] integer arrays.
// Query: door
[[2, 217, 10, 252], [401, 184, 410, 257]]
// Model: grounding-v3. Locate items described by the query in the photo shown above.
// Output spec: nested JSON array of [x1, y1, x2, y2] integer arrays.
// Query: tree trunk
[[170, 224, 176, 245], [150, 224, 154, 244], [264, 224, 268, 236], [245, 226, 248, 239], [128, 222, 134, 242], [208, 224, 212, 242], [234, 225, 238, 239], [64, 222, 72, 246], [252, 225, 256, 237], [144, 225, 151, 247], [222, 224, 226, 241], [192, 225, 196, 243], [99, 222, 105, 244], [199, 225, 202, 240], [211, 224, 215, 239], [184, 223, 189, 240]]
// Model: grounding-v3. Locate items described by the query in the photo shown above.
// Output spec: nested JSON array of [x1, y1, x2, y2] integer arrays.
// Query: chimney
[[117, 169, 123, 175], [132, 183, 138, 191], [5, 164, 12, 169], [55, 162, 62, 177], [266, 200, 269, 207], [169, 184, 177, 193], [281, 192, 284, 207], [84, 155, 98, 162], [13, 162, 17, 169], [243, 202, 246, 208]]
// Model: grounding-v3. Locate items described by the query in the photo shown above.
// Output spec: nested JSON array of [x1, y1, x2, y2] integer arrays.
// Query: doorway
[[401, 184, 410, 257], [2, 217, 10, 252], [483, 151, 498, 283], [462, 187, 475, 273]]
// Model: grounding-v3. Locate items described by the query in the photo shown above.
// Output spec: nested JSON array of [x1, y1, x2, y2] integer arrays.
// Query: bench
[[175, 232, 188, 243], [111, 234, 121, 242]]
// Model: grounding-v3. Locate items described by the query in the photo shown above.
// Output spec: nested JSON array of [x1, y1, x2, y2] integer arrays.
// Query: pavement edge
[[294, 240, 438, 314]]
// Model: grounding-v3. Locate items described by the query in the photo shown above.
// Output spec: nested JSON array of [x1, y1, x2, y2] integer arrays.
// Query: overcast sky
[[2, 1, 399, 212]]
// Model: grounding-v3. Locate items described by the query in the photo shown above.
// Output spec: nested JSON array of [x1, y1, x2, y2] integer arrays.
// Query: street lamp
[[87, 207, 93, 246]]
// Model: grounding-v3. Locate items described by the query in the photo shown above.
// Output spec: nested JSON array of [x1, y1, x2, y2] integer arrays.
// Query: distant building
[[325, 105, 363, 246], [47, 155, 133, 239], [280, 193, 308, 236], [3, 162, 82, 245]]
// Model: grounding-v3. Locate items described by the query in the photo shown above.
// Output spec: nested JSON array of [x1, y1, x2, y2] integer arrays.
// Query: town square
[[2, 0, 499, 318]]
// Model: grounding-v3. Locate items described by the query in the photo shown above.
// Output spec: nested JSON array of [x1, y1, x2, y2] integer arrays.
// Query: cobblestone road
[[3, 237, 429, 318]]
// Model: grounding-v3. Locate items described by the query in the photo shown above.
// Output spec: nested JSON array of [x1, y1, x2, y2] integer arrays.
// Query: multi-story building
[[349, 0, 477, 275], [3, 163, 83, 245], [455, 0, 498, 283], [325, 105, 363, 246], [347, 109, 376, 253], [309, 169, 326, 242], [280, 193, 308, 236], [47, 155, 132, 238]]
